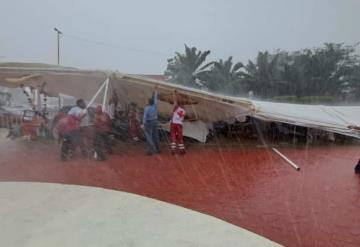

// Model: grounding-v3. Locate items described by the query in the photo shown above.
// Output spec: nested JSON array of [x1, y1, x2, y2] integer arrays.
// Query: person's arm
[[348, 125, 360, 131], [153, 90, 159, 107], [143, 107, 148, 124], [172, 91, 178, 107]]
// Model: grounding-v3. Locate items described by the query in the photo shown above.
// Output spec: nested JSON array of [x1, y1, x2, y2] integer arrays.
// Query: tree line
[[164, 43, 360, 104]]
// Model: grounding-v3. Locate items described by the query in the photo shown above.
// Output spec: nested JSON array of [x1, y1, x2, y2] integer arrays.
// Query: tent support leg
[[102, 78, 109, 112], [272, 147, 300, 171], [86, 78, 109, 109]]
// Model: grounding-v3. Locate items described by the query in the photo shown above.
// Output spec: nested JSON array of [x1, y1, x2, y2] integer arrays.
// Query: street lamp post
[[53, 28, 62, 65]]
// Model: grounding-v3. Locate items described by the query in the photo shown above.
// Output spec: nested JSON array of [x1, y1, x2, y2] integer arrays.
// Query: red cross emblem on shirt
[[177, 110, 184, 118]]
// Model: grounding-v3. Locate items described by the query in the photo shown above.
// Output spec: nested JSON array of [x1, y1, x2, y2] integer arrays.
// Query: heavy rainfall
[[0, 1, 360, 247]]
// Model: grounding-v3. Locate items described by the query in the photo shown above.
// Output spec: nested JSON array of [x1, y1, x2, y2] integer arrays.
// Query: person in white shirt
[[68, 99, 87, 119], [67, 99, 88, 157], [170, 92, 186, 155]]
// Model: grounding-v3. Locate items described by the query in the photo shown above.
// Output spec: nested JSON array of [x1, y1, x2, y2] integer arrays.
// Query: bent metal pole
[[102, 78, 109, 112], [272, 147, 300, 171], [86, 78, 109, 109]]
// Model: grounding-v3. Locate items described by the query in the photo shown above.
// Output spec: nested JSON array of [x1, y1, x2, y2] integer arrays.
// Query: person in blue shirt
[[142, 89, 160, 155]]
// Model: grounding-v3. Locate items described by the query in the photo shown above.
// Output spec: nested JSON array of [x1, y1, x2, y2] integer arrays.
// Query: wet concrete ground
[[0, 133, 360, 247]]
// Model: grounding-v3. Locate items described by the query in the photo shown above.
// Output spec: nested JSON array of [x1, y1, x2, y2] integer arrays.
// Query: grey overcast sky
[[1, 0, 359, 74]]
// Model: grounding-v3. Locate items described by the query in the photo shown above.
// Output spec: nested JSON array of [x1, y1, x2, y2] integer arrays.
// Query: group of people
[[56, 88, 187, 161], [142, 89, 186, 156], [57, 99, 113, 161]]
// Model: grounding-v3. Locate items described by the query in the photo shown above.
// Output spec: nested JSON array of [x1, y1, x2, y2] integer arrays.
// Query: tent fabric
[[0, 64, 360, 140], [252, 101, 360, 138], [0, 66, 252, 123], [161, 121, 209, 143]]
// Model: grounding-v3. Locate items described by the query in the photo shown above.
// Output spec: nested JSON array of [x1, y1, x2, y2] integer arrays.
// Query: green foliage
[[164, 44, 212, 87], [197, 56, 245, 95], [165, 43, 360, 103], [279, 43, 359, 98], [243, 51, 282, 99]]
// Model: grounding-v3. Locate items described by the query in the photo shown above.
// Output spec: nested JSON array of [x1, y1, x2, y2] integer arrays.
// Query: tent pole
[[58, 95, 61, 110], [35, 89, 41, 111], [102, 78, 109, 112], [86, 78, 108, 109], [272, 147, 300, 171]]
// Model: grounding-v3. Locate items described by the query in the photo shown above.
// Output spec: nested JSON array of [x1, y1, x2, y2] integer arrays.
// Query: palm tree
[[281, 43, 358, 99], [165, 44, 213, 87], [198, 56, 245, 95], [244, 51, 280, 99]]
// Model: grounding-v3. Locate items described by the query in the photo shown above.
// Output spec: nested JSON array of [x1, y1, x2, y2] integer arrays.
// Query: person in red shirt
[[170, 93, 186, 155], [55, 100, 88, 161], [56, 112, 85, 161], [94, 105, 113, 161]]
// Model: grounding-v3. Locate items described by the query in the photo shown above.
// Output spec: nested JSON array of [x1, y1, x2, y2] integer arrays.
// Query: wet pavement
[[0, 134, 360, 247], [0, 182, 281, 247]]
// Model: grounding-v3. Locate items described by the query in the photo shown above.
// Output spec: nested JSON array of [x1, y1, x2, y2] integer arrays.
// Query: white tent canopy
[[253, 101, 360, 139], [0, 63, 359, 141]]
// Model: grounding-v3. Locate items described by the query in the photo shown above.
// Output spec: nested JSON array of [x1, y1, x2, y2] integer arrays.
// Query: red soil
[[0, 139, 360, 247]]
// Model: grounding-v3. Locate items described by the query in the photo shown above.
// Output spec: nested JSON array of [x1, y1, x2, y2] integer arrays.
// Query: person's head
[[76, 99, 86, 109], [95, 105, 102, 114], [148, 98, 154, 106]]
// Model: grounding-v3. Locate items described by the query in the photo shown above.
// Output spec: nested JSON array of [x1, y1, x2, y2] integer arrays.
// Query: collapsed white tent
[[252, 101, 360, 139], [0, 63, 359, 142], [0, 64, 252, 122]]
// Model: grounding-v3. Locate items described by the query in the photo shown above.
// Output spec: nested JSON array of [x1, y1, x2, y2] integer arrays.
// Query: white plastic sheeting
[[161, 120, 209, 143], [1, 63, 360, 140], [252, 101, 360, 139], [0, 66, 252, 123]]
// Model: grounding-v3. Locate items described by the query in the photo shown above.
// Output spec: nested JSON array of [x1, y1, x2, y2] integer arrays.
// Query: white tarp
[[252, 101, 360, 138], [0, 65, 252, 123], [1, 63, 360, 140], [161, 121, 209, 143]]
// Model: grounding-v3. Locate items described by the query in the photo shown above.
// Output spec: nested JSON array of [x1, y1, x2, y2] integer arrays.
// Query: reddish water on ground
[[0, 139, 360, 247]]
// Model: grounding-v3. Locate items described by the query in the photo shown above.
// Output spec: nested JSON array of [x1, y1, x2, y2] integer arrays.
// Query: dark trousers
[[144, 120, 159, 154], [355, 159, 360, 174], [60, 130, 84, 160], [94, 132, 112, 161]]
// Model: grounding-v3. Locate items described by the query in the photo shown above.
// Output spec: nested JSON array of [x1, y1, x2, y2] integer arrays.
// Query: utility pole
[[53, 28, 62, 65]]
